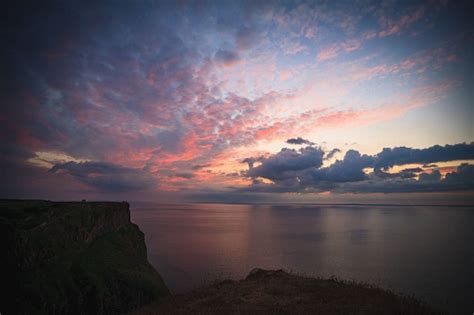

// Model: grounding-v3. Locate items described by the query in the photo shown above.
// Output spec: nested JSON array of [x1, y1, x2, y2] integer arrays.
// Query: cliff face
[[0, 200, 169, 314]]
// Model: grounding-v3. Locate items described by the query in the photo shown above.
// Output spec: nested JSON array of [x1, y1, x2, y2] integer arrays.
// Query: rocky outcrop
[[0, 200, 169, 314], [134, 268, 436, 315]]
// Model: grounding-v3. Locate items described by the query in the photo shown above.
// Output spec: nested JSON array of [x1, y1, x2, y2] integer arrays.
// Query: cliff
[[0, 200, 169, 314]]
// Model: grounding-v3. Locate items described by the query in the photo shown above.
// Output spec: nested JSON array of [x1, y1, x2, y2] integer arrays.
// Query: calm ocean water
[[131, 204, 474, 314]]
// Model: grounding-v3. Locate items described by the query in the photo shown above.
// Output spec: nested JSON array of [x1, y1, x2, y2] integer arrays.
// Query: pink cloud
[[341, 39, 362, 52], [378, 7, 425, 37], [304, 26, 317, 39], [340, 44, 459, 83], [317, 45, 340, 61], [363, 30, 377, 40], [282, 41, 308, 55], [317, 39, 362, 62]]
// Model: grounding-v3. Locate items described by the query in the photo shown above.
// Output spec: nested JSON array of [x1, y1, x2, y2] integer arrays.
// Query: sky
[[1, 0, 473, 203]]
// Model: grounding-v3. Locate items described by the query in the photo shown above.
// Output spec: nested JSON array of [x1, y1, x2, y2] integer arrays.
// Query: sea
[[131, 203, 474, 314]]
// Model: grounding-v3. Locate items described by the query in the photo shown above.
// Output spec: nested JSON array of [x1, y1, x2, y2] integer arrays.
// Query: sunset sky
[[1, 0, 473, 203]]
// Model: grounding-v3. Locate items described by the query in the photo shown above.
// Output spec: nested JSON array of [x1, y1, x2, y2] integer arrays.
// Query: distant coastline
[[129, 200, 474, 208]]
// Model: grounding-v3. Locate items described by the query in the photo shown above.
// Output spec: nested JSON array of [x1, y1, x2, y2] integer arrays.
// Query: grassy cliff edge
[[0, 200, 169, 314], [133, 268, 440, 314]]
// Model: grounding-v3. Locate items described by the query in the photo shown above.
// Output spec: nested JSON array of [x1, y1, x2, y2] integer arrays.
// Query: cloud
[[247, 146, 325, 181], [378, 6, 425, 37], [375, 167, 423, 179], [374, 143, 474, 169], [316, 39, 362, 61], [173, 172, 194, 179], [341, 39, 362, 52], [235, 27, 261, 50], [325, 148, 341, 160], [418, 170, 441, 182], [443, 163, 474, 188], [192, 164, 212, 170], [242, 156, 263, 170], [339, 164, 474, 193], [242, 143, 474, 193], [309, 150, 374, 183], [317, 45, 340, 61], [281, 40, 307, 55], [286, 137, 314, 145], [1, 1, 471, 199], [49, 161, 155, 192], [214, 49, 241, 66]]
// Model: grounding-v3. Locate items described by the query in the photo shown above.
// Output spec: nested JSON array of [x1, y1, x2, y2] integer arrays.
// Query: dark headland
[[0, 200, 169, 314], [0, 200, 438, 314]]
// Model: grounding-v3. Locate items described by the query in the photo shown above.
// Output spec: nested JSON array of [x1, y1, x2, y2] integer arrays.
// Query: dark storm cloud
[[375, 167, 423, 179], [397, 167, 424, 178], [325, 148, 341, 159], [310, 150, 374, 183], [418, 170, 441, 182], [443, 163, 474, 186], [242, 156, 264, 169], [338, 164, 474, 193], [374, 143, 474, 169], [247, 146, 325, 181], [242, 143, 474, 193], [49, 161, 154, 192], [286, 137, 315, 145]]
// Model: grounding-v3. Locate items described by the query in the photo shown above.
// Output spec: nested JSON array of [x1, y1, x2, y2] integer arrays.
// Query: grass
[[133, 268, 442, 315], [0, 199, 169, 314]]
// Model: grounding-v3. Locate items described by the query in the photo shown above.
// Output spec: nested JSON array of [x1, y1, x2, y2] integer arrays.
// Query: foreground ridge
[[134, 268, 439, 315]]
